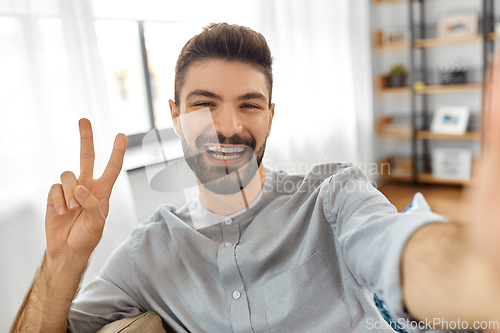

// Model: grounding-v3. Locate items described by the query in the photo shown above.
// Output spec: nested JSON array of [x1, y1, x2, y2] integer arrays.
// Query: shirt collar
[[189, 167, 273, 230]]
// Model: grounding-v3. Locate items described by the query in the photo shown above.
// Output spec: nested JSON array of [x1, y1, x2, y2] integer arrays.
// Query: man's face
[[170, 59, 274, 195]]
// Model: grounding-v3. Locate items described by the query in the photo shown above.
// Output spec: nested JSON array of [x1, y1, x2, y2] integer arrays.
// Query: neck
[[198, 164, 266, 216]]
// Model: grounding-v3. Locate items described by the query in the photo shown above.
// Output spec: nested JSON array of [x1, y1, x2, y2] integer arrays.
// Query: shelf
[[414, 35, 482, 48], [373, 1, 486, 187], [380, 172, 469, 185], [376, 75, 482, 94], [378, 157, 470, 186], [373, 0, 405, 3], [377, 116, 411, 138], [417, 131, 480, 140], [375, 41, 409, 51], [418, 83, 482, 94], [373, 30, 409, 51], [379, 157, 413, 181], [489, 33, 500, 41], [375, 75, 410, 94], [377, 116, 480, 140]]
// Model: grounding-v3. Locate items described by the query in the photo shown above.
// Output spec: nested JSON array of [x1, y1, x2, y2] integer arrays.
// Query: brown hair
[[174, 23, 273, 108]]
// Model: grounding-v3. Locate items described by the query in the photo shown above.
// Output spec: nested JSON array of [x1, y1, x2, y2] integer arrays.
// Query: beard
[[181, 130, 266, 195]]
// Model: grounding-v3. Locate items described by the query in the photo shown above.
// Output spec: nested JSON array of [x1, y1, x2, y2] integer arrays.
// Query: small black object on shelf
[[439, 57, 468, 85]]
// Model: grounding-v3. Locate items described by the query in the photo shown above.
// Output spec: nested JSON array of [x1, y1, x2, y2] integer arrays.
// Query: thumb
[[74, 185, 105, 234]]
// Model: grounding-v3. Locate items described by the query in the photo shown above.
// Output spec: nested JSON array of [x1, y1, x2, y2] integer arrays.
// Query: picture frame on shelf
[[436, 12, 478, 39], [430, 106, 470, 135], [432, 148, 472, 181]]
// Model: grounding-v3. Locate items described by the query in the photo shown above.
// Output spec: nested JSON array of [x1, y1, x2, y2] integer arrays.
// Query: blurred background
[[0, 0, 496, 330]]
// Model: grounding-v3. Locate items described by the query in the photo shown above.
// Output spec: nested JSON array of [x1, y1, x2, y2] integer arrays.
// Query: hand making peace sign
[[45, 119, 127, 262]]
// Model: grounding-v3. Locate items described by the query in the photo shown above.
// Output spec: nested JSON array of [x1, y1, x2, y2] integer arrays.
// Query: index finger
[[99, 133, 127, 187], [79, 118, 95, 179]]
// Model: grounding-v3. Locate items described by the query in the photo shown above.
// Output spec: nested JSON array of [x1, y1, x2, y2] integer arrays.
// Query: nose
[[213, 107, 243, 139]]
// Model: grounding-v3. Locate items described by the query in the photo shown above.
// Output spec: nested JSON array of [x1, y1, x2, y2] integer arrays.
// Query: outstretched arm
[[401, 53, 500, 330], [10, 119, 127, 333]]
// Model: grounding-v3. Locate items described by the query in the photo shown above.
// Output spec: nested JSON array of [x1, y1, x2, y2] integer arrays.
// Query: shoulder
[[307, 163, 367, 181], [269, 163, 368, 195]]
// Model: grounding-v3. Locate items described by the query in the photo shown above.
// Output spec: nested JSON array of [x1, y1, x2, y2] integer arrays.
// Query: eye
[[241, 104, 260, 109], [194, 102, 214, 107]]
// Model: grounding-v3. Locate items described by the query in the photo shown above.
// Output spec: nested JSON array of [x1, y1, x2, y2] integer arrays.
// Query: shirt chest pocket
[[263, 251, 352, 332]]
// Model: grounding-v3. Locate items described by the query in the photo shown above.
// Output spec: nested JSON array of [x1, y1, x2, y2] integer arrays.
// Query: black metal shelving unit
[[407, 0, 495, 185]]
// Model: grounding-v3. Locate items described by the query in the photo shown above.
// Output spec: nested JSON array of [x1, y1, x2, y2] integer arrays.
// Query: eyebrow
[[186, 90, 222, 101], [238, 92, 267, 102], [185, 90, 267, 103]]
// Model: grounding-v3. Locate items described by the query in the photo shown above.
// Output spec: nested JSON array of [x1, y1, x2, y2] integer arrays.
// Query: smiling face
[[170, 59, 274, 195]]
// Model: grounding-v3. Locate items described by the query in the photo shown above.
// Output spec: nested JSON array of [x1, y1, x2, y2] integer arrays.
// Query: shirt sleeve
[[67, 225, 147, 333], [323, 165, 448, 324]]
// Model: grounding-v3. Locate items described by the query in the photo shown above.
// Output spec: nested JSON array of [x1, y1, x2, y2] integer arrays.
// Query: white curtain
[[255, 0, 375, 176], [0, 0, 137, 330]]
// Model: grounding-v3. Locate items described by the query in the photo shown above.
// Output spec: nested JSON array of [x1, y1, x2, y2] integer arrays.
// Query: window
[[91, 0, 257, 147], [94, 19, 213, 146]]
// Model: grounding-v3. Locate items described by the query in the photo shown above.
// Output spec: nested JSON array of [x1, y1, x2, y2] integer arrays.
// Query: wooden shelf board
[[379, 86, 411, 94], [414, 35, 482, 48], [380, 172, 469, 186], [376, 74, 409, 94], [418, 83, 482, 94], [375, 75, 481, 95], [375, 42, 409, 51], [379, 132, 411, 139], [489, 32, 500, 41], [378, 131, 480, 140], [417, 131, 480, 140], [373, 0, 405, 3], [377, 116, 410, 139]]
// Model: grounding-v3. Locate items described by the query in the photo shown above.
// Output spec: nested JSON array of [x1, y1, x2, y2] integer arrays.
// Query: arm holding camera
[[400, 54, 500, 329]]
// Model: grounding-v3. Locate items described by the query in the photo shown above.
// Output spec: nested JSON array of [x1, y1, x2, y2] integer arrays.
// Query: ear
[[169, 99, 181, 137], [267, 103, 275, 138]]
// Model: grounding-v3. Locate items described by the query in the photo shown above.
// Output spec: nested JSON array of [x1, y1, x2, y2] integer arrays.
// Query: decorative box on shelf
[[431, 147, 473, 181]]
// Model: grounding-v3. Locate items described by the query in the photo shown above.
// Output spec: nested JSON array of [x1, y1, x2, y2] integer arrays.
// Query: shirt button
[[224, 242, 232, 247], [232, 291, 241, 299], [224, 218, 232, 225]]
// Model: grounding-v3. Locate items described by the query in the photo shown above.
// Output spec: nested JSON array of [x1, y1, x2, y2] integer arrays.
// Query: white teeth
[[209, 152, 243, 160], [207, 146, 221, 152], [207, 146, 246, 153]]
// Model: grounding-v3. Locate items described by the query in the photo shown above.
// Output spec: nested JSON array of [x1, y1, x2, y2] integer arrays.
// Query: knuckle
[[108, 160, 122, 172], [85, 195, 99, 209], [80, 152, 95, 159]]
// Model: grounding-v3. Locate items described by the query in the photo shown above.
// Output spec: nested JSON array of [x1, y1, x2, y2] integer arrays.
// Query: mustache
[[196, 132, 256, 150]]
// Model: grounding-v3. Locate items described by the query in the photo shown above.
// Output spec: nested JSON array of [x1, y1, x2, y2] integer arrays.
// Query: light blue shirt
[[68, 163, 446, 332]]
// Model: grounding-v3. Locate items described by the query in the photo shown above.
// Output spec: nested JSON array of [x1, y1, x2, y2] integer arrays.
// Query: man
[[10, 23, 500, 332]]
